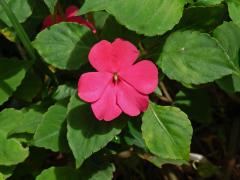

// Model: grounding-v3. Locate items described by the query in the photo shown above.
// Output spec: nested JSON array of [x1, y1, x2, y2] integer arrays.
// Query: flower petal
[[117, 80, 149, 116], [89, 39, 139, 72], [91, 83, 122, 121], [42, 15, 63, 29], [65, 5, 96, 33], [119, 60, 158, 94], [88, 40, 112, 72], [112, 38, 139, 70], [67, 16, 96, 33], [78, 72, 112, 103], [65, 5, 79, 18]]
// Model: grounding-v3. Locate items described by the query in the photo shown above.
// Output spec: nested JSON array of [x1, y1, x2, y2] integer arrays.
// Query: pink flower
[[42, 5, 96, 33], [78, 38, 158, 121]]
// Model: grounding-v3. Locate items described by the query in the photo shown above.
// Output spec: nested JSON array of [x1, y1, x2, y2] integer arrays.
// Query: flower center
[[113, 72, 118, 83]]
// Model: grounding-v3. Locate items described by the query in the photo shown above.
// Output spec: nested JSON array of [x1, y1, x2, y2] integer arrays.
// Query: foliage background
[[0, 0, 240, 179]]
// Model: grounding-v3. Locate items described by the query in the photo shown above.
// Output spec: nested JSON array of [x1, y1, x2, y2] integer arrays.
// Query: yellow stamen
[[113, 73, 118, 82]]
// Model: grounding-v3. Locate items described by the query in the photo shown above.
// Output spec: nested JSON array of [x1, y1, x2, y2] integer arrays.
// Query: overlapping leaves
[[67, 94, 127, 167], [213, 22, 240, 92], [0, 0, 32, 27], [0, 59, 28, 105], [79, 0, 186, 36], [0, 109, 29, 166], [33, 22, 92, 70]]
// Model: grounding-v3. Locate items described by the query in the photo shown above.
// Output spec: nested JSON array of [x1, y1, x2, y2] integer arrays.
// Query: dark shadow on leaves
[[58, 120, 70, 153], [101, 16, 139, 44], [79, 157, 113, 180], [0, 59, 27, 79], [0, 59, 28, 100], [56, 99, 71, 153], [53, 167, 79, 180], [0, 81, 13, 95], [67, 31, 97, 70], [174, 88, 212, 124], [176, 5, 226, 32], [67, 103, 127, 138], [217, 75, 237, 92]]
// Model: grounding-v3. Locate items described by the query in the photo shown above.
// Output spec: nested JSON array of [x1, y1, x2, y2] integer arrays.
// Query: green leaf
[[213, 22, 240, 67], [0, 108, 24, 137], [213, 22, 240, 92], [195, 0, 223, 5], [33, 101, 68, 152], [142, 102, 192, 161], [36, 167, 79, 180], [0, 0, 32, 27], [79, 161, 115, 180], [79, 0, 186, 36], [44, 0, 57, 14], [0, 173, 3, 180], [154, 86, 163, 97], [33, 22, 92, 70], [0, 58, 28, 105], [159, 30, 233, 85], [52, 84, 76, 101], [10, 108, 43, 135], [67, 94, 127, 168], [14, 71, 42, 102], [101, 16, 139, 43], [78, 0, 107, 13], [0, 133, 29, 166], [177, 5, 226, 32], [227, 0, 240, 27], [86, 164, 115, 180], [124, 120, 146, 149], [217, 74, 240, 92], [36, 162, 115, 180], [0, 166, 15, 179], [93, 11, 109, 30]]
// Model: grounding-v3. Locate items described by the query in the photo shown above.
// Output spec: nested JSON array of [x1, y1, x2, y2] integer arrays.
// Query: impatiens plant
[[0, 0, 240, 179]]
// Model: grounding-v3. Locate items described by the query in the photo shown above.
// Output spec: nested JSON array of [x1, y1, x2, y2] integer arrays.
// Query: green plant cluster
[[0, 0, 240, 179]]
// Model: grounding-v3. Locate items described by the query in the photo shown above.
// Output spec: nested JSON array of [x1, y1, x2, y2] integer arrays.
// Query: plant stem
[[1, 0, 58, 85], [16, 43, 27, 60], [0, 0, 36, 61], [158, 96, 172, 103], [159, 81, 173, 103], [138, 39, 147, 56]]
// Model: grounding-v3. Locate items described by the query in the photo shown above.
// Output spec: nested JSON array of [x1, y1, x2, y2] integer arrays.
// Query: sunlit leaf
[[79, 0, 186, 36], [142, 102, 192, 162]]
